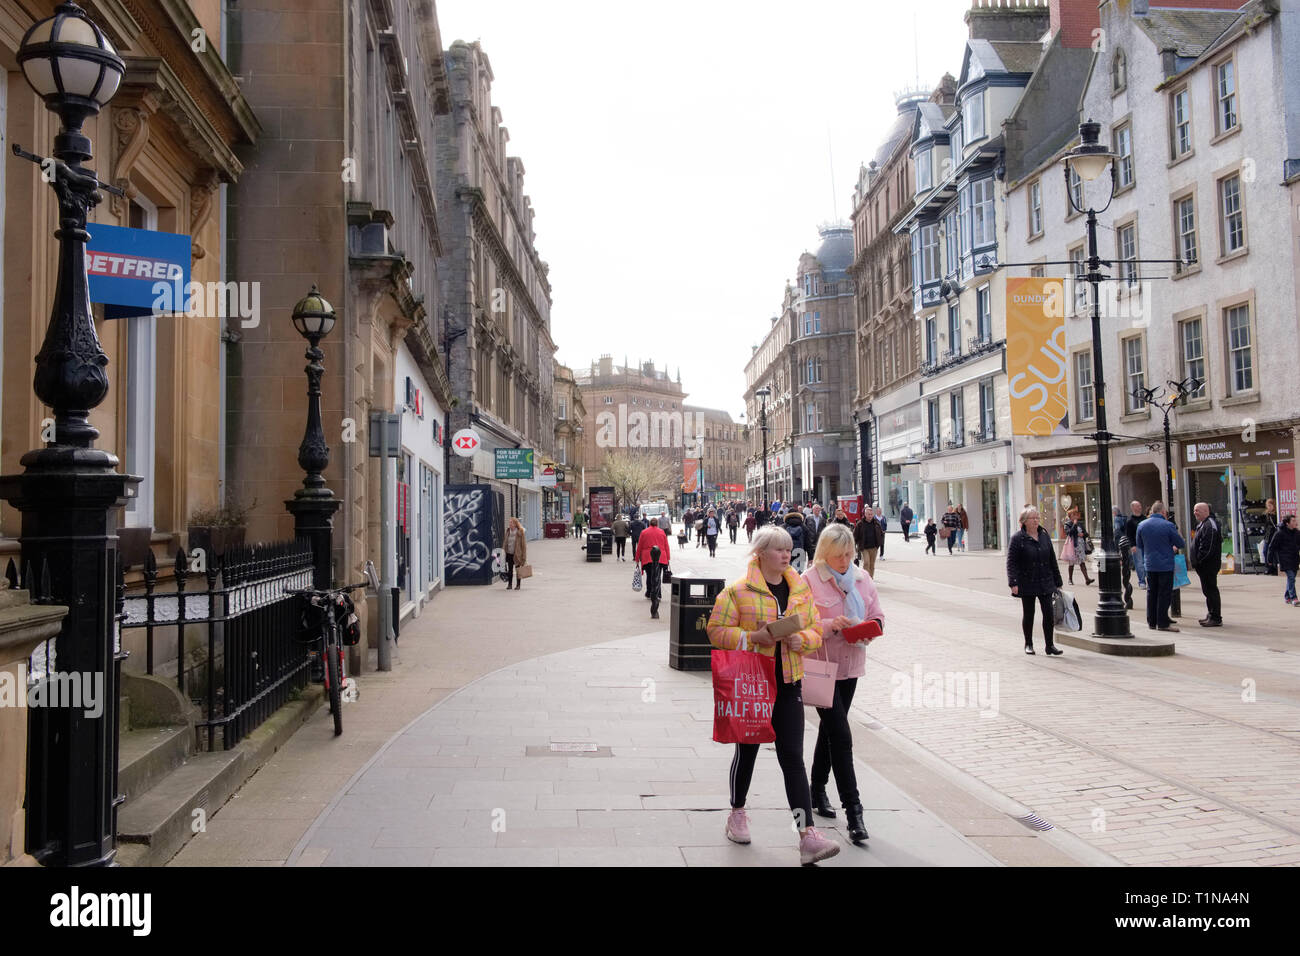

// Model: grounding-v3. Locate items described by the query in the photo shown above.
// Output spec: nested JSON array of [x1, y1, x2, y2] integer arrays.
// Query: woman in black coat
[[1006, 506, 1064, 656]]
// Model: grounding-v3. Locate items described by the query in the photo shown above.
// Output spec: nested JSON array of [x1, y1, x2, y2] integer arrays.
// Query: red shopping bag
[[712, 647, 777, 744]]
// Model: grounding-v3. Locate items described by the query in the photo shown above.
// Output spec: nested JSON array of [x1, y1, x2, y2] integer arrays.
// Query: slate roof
[[989, 40, 1046, 75], [1003, 33, 1093, 184], [813, 227, 854, 276], [1135, 7, 1247, 59]]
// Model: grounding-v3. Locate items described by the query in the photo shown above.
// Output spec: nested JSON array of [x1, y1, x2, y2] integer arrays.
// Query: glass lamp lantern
[[291, 285, 336, 340]]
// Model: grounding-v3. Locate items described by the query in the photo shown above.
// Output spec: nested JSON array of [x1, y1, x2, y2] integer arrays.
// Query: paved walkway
[[284, 629, 999, 867], [172, 523, 1300, 867]]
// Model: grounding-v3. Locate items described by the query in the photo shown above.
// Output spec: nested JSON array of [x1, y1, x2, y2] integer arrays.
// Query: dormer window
[[915, 149, 932, 193], [1111, 49, 1127, 94], [962, 91, 984, 144]]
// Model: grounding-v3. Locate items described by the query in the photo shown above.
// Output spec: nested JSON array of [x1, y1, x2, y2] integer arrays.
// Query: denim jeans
[[1285, 570, 1296, 601], [1135, 548, 1147, 586]]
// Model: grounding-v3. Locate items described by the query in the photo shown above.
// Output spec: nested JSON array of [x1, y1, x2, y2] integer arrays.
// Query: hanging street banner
[[1006, 277, 1070, 437], [683, 459, 700, 494], [86, 223, 191, 319], [494, 448, 534, 479]]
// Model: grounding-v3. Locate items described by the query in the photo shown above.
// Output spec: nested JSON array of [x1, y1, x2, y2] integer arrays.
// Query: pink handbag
[[802, 656, 838, 709]]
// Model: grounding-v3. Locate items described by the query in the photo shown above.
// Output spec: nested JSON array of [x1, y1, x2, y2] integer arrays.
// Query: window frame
[[1115, 216, 1138, 287], [1219, 294, 1257, 399], [1113, 120, 1134, 191], [1111, 48, 1127, 95], [947, 302, 961, 358], [1065, 165, 1083, 221], [1121, 333, 1148, 417], [1169, 85, 1193, 162], [962, 89, 985, 144], [970, 177, 995, 248], [921, 223, 941, 283], [924, 313, 938, 365], [1177, 312, 1208, 402], [1216, 170, 1247, 260], [976, 284, 992, 342], [979, 378, 996, 437], [1073, 347, 1095, 424], [949, 390, 965, 445], [1212, 54, 1239, 139], [915, 148, 932, 193], [1027, 179, 1043, 238], [1068, 242, 1087, 315], [1172, 188, 1200, 278]]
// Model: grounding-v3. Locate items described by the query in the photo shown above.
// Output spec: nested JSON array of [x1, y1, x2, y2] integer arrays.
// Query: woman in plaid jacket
[[707, 525, 840, 865]]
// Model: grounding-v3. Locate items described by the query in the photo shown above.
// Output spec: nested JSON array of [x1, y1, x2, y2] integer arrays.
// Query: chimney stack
[[965, 0, 1051, 42], [1048, 0, 1101, 49]]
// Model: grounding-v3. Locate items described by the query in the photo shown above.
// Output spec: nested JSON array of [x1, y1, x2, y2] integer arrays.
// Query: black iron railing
[[118, 541, 314, 751]]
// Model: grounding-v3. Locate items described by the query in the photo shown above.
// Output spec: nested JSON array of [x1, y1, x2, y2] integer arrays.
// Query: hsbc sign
[[452, 428, 482, 457]]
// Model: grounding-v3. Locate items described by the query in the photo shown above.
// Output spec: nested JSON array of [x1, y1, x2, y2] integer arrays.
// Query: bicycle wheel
[[325, 639, 343, 736]]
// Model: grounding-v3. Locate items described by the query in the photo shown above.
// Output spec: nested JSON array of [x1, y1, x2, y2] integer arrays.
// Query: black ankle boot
[[846, 803, 868, 843], [812, 787, 836, 819]]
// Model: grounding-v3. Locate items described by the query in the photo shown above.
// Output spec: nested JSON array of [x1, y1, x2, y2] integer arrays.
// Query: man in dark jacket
[[1136, 502, 1187, 632], [1123, 500, 1146, 590], [1190, 502, 1223, 627], [803, 504, 824, 557], [629, 513, 646, 557], [854, 511, 883, 576], [784, 509, 807, 562], [900, 503, 914, 542]]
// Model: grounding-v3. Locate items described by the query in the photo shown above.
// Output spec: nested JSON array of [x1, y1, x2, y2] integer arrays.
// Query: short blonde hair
[[812, 523, 855, 566], [1019, 507, 1040, 525], [749, 525, 792, 559]]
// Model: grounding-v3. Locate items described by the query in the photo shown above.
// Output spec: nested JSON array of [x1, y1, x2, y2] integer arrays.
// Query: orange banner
[[1006, 277, 1070, 437], [683, 459, 699, 493]]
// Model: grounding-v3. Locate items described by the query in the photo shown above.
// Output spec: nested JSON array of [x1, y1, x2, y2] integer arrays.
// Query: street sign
[[451, 428, 481, 457], [495, 448, 534, 479], [368, 412, 401, 458], [539, 466, 556, 488], [555, 468, 566, 483], [87, 223, 192, 319]]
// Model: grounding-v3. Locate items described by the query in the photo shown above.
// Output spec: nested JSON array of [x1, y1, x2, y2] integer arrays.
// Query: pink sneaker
[[799, 826, 840, 865], [725, 808, 751, 844]]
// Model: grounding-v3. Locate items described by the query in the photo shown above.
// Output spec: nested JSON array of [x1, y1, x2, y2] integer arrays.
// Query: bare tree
[[600, 449, 677, 511]]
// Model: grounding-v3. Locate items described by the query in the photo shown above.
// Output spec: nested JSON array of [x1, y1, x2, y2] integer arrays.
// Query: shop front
[[919, 442, 1013, 551], [1182, 433, 1295, 574], [1031, 459, 1100, 541], [875, 398, 926, 524]]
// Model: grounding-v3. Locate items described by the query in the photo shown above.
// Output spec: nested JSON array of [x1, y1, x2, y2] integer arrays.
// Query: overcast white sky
[[436, 0, 974, 420]]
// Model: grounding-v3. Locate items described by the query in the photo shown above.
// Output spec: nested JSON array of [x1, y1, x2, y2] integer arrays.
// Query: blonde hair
[[749, 525, 792, 559], [1019, 507, 1040, 526], [812, 523, 855, 566], [508, 516, 524, 532]]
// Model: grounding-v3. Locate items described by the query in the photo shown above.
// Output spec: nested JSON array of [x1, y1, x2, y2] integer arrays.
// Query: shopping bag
[[802, 656, 838, 709], [632, 566, 642, 592], [662, 565, 672, 584], [1061, 539, 1077, 563], [939, 526, 951, 539], [1057, 589, 1082, 631], [712, 647, 776, 744], [515, 564, 532, 579], [1173, 553, 1191, 589], [1052, 588, 1067, 626]]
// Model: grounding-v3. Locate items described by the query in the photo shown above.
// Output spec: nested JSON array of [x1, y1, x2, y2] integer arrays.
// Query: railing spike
[[4, 559, 17, 590], [39, 559, 51, 603], [23, 561, 35, 596]]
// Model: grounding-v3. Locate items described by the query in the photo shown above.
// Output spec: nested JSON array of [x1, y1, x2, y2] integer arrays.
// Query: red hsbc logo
[[456, 436, 476, 449], [451, 427, 482, 457]]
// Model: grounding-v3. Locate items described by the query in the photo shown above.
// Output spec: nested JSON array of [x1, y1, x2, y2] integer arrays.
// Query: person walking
[[572, 508, 586, 541], [804, 504, 825, 558], [957, 504, 970, 552], [1190, 502, 1223, 627], [1061, 506, 1094, 586], [1263, 499, 1280, 576], [727, 507, 739, 544], [1266, 514, 1300, 604], [635, 517, 671, 619], [1116, 528, 1135, 610], [832, 508, 851, 527], [705, 508, 720, 558], [629, 511, 646, 558], [941, 506, 961, 555], [503, 516, 528, 590], [900, 503, 914, 542], [696, 509, 707, 548], [784, 507, 807, 558], [707, 525, 839, 865], [924, 517, 938, 555], [1006, 507, 1064, 655], [1136, 501, 1186, 633], [612, 513, 630, 562], [1124, 500, 1146, 590], [853, 508, 882, 575], [744, 508, 757, 542], [875, 506, 887, 560], [802, 524, 883, 844]]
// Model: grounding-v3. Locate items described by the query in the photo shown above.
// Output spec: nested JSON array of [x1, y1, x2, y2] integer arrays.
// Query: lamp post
[[1063, 120, 1130, 639], [756, 386, 771, 509], [286, 286, 341, 594], [1135, 378, 1201, 617], [0, 1, 137, 867]]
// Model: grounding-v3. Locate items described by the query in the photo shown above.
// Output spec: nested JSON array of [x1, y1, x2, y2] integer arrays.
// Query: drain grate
[[1014, 812, 1054, 832]]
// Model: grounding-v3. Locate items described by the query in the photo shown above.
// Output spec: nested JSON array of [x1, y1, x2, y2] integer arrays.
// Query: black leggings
[[505, 554, 518, 585], [729, 653, 813, 829], [1021, 593, 1053, 645], [811, 677, 859, 808], [615, 536, 626, 558], [707, 534, 717, 556]]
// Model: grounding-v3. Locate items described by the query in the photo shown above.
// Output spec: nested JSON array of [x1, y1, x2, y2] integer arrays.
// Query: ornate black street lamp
[[286, 286, 341, 591], [0, 1, 137, 867], [1063, 119, 1131, 639], [756, 386, 771, 509]]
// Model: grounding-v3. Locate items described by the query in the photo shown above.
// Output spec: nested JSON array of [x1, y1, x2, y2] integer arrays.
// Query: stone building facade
[[552, 361, 587, 520], [575, 356, 688, 504], [436, 40, 555, 536], [683, 406, 744, 503], [224, 0, 454, 658], [849, 87, 938, 524], [744, 226, 857, 507]]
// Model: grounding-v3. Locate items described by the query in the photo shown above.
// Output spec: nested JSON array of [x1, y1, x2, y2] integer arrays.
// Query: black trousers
[[615, 536, 626, 558], [1197, 562, 1221, 620], [1147, 570, 1174, 628], [946, 531, 956, 554], [925, 536, 936, 554], [810, 677, 859, 808], [901, 521, 911, 541], [1020, 593, 1054, 646], [505, 554, 518, 586], [730, 653, 813, 829], [729, 526, 738, 543], [1121, 550, 1135, 604], [707, 534, 717, 556], [643, 562, 663, 615]]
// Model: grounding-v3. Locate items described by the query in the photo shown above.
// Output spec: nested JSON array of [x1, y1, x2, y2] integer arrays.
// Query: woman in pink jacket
[[800, 522, 884, 845]]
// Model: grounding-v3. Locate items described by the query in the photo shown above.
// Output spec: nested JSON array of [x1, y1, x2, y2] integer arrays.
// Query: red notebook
[[841, 620, 883, 644]]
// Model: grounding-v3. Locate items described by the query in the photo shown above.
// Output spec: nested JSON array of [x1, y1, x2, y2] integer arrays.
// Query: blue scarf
[[828, 565, 865, 622]]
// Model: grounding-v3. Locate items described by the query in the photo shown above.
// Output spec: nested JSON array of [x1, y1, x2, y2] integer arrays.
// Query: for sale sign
[[495, 448, 534, 479]]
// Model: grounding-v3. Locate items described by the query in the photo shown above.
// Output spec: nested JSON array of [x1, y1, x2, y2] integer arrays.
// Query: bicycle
[[287, 562, 377, 736]]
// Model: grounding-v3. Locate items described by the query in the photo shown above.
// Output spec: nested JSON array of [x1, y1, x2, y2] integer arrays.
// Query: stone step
[[118, 724, 191, 803], [116, 750, 245, 867], [119, 695, 129, 736]]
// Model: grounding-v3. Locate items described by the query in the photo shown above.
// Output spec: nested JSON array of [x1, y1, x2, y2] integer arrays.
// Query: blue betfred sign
[[86, 223, 191, 319]]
